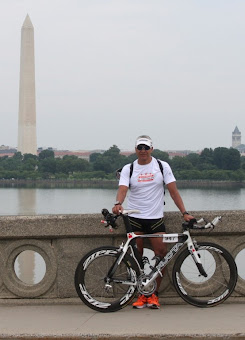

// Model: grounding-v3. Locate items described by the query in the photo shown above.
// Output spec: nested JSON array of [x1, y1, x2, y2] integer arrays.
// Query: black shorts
[[128, 216, 166, 234]]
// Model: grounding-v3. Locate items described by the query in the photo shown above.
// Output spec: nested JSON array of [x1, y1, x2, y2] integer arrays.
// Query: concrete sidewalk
[[0, 301, 245, 339]]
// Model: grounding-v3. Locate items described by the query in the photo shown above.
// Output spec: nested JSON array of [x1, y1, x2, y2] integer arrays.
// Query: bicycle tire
[[172, 242, 237, 308], [75, 246, 140, 312]]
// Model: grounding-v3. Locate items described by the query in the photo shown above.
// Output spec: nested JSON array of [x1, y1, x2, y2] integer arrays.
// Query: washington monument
[[18, 14, 37, 155]]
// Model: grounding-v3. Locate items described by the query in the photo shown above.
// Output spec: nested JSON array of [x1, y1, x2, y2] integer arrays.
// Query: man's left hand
[[183, 214, 195, 222]]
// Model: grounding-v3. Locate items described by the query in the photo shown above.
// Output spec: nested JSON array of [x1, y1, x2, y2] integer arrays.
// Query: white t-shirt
[[119, 157, 176, 219]]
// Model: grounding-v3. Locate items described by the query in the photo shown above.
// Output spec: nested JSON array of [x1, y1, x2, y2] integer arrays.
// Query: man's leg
[[146, 233, 167, 309], [132, 231, 148, 308], [150, 232, 167, 290], [135, 232, 144, 255]]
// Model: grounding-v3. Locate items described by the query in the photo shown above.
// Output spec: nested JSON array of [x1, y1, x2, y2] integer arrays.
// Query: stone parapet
[[0, 210, 244, 303]]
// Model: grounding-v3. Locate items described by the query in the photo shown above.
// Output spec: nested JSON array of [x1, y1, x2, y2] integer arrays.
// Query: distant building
[[167, 150, 199, 159], [53, 150, 91, 161], [37, 148, 106, 161], [0, 145, 17, 157], [120, 151, 134, 157], [232, 126, 245, 154], [232, 126, 241, 148]]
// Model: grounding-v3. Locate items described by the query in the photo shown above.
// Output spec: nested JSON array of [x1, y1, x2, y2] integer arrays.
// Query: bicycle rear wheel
[[172, 242, 237, 307], [75, 246, 139, 312]]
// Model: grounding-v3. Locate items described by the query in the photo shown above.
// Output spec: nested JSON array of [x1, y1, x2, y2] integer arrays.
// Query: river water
[[0, 187, 245, 215], [1, 187, 244, 285]]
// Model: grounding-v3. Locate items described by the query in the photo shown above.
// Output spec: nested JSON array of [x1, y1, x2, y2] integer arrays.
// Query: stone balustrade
[[0, 210, 244, 304]]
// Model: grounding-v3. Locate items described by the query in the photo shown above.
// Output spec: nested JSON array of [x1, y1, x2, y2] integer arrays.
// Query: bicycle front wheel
[[75, 246, 139, 312], [172, 242, 237, 308]]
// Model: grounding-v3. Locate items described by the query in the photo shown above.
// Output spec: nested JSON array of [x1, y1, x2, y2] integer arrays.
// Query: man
[[112, 135, 194, 309]]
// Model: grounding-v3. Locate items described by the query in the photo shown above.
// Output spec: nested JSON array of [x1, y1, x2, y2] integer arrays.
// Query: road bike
[[74, 209, 237, 312]]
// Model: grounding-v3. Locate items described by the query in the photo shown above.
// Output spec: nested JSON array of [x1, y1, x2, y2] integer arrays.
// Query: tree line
[[0, 146, 244, 182]]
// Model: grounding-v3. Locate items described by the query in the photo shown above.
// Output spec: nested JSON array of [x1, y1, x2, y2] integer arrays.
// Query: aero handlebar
[[101, 208, 222, 232]]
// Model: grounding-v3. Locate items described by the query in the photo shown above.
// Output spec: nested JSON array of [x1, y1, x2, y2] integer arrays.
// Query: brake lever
[[100, 219, 114, 232], [101, 208, 119, 230]]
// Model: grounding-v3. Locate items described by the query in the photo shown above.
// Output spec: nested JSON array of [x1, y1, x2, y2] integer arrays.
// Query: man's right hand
[[112, 204, 123, 215]]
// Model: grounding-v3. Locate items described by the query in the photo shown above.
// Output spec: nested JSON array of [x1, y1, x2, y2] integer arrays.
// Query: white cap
[[135, 135, 153, 148]]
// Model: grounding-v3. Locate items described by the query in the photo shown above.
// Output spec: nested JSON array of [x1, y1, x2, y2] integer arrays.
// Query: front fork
[[186, 232, 208, 277]]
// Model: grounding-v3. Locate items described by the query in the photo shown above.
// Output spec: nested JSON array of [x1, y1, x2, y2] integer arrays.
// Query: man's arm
[[112, 185, 128, 214], [167, 182, 194, 221]]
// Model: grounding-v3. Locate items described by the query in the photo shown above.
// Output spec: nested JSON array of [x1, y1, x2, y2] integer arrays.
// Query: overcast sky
[[0, 0, 245, 152]]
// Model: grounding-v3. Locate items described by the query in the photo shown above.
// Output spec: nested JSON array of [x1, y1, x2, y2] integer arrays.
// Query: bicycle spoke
[[75, 246, 138, 312], [173, 242, 237, 307]]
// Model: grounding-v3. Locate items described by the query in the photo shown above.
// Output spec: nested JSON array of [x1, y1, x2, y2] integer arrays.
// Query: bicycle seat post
[[122, 214, 144, 270]]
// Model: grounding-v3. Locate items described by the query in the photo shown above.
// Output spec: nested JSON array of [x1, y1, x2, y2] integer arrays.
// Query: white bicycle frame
[[113, 210, 221, 290]]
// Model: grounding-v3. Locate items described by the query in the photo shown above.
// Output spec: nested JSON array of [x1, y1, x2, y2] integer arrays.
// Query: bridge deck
[[0, 301, 244, 339]]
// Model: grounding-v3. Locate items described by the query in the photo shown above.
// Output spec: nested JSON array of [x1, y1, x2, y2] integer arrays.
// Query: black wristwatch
[[182, 211, 189, 216], [114, 201, 122, 206]]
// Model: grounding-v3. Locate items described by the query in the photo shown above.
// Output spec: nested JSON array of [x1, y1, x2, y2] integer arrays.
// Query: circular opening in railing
[[14, 250, 46, 285], [235, 249, 245, 280]]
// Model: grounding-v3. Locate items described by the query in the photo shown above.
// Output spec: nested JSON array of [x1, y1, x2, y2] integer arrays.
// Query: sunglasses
[[137, 144, 151, 151]]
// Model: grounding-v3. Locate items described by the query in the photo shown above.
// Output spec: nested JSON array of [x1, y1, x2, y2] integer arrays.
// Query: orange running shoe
[[147, 294, 160, 309], [132, 294, 148, 309]]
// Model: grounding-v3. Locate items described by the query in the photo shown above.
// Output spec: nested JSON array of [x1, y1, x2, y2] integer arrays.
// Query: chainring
[[137, 274, 157, 296]]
